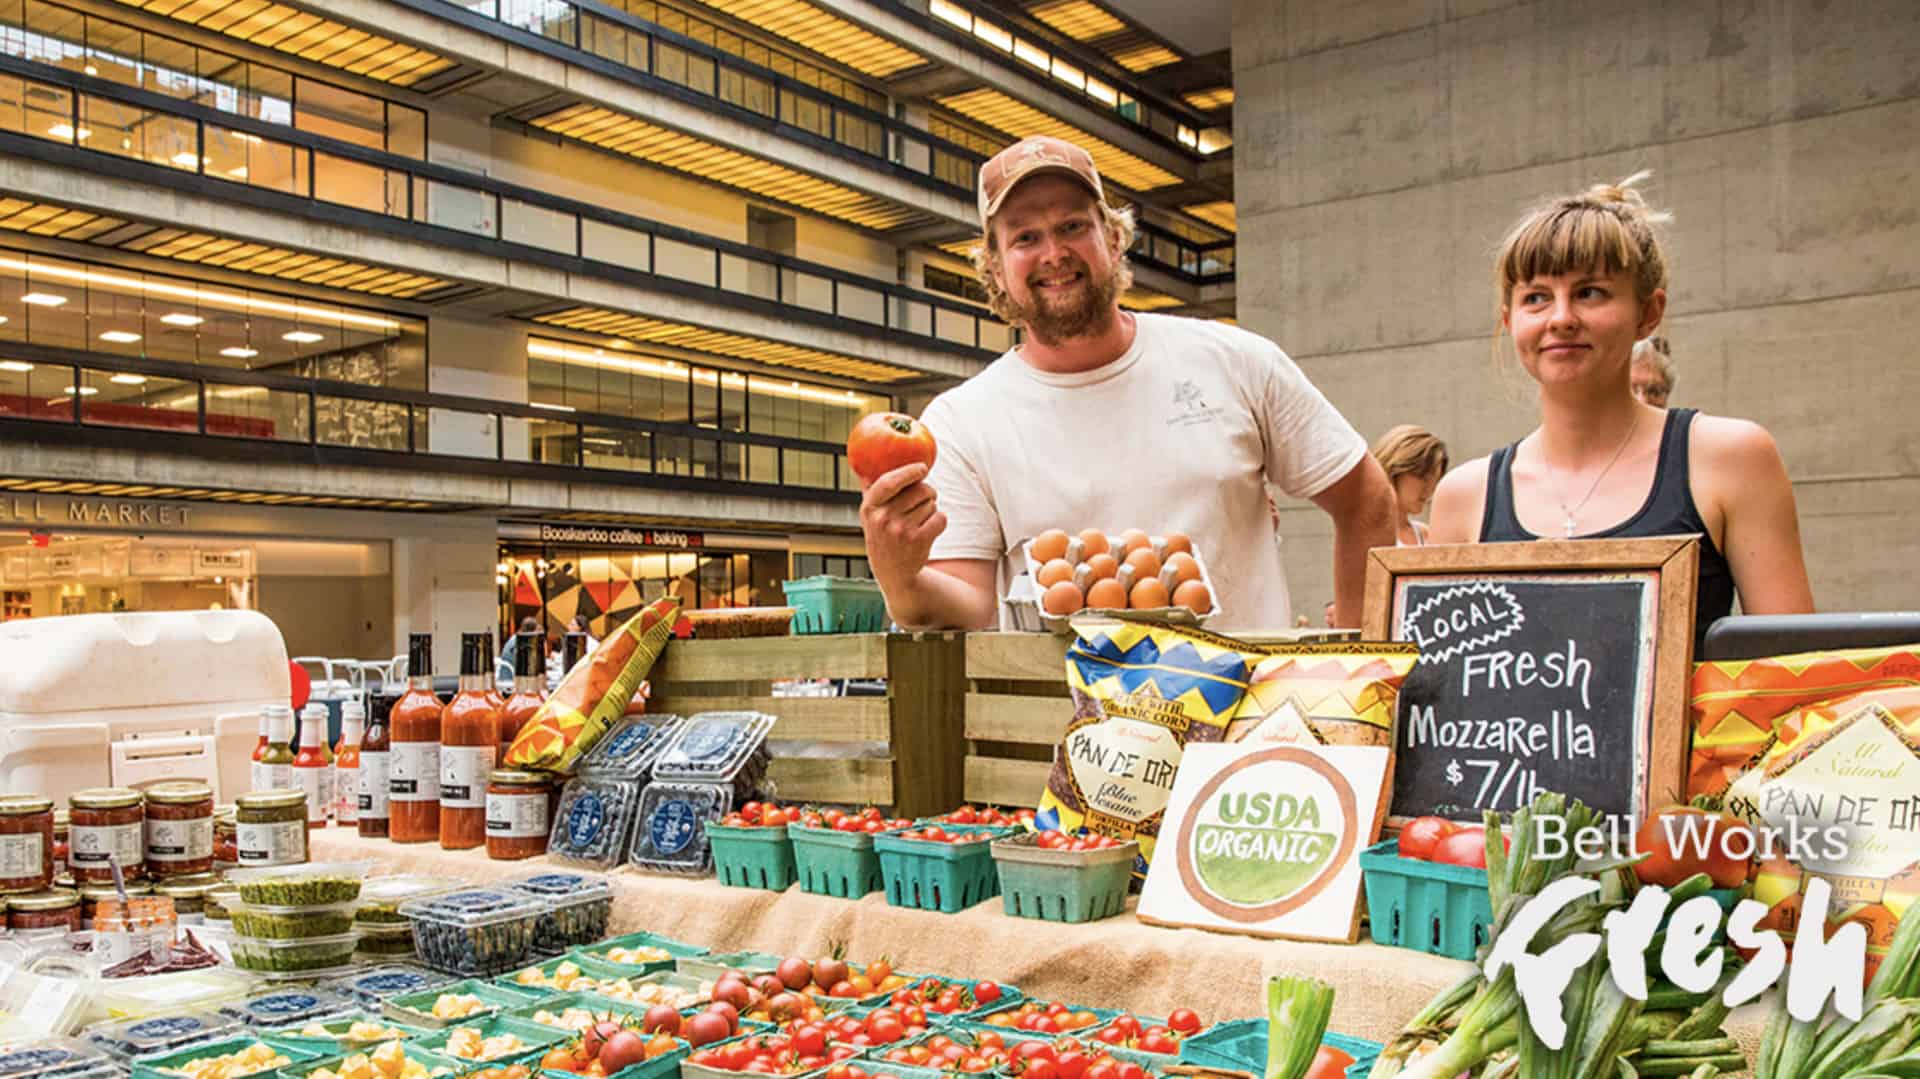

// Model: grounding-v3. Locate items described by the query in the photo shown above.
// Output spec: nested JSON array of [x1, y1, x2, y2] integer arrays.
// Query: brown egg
[[1042, 580, 1085, 616], [1162, 532, 1194, 556], [1124, 548, 1161, 581], [1077, 529, 1110, 557], [1085, 552, 1120, 580], [1036, 558, 1074, 588], [1086, 578, 1128, 610], [1030, 529, 1071, 564], [1164, 552, 1202, 587], [1173, 578, 1213, 614], [1130, 577, 1170, 609], [1119, 529, 1152, 557]]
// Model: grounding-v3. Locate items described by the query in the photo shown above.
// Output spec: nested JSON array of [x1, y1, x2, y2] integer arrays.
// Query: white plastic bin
[[0, 610, 291, 802]]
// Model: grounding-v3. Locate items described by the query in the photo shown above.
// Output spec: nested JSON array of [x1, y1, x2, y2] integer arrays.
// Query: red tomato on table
[[848, 413, 937, 483], [1397, 816, 1458, 861], [1305, 1045, 1354, 1079], [1633, 806, 1753, 889], [1433, 827, 1506, 869]]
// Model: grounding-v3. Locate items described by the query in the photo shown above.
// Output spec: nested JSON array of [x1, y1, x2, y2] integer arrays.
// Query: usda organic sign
[[1140, 743, 1391, 942]]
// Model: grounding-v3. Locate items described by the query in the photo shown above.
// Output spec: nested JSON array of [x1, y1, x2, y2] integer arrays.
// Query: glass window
[[315, 152, 404, 215], [80, 367, 195, 431], [582, 426, 649, 471], [294, 77, 385, 151], [84, 16, 140, 88], [0, 356, 74, 421], [387, 102, 425, 158], [314, 395, 410, 450], [206, 382, 309, 442]]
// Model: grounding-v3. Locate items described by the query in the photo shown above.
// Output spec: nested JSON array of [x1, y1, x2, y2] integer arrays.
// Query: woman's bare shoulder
[[1427, 455, 1494, 544]]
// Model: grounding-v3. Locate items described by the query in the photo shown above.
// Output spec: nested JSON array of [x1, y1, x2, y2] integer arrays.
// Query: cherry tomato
[[1397, 816, 1458, 861], [1433, 827, 1507, 868], [1166, 1009, 1202, 1035], [847, 413, 937, 484], [1304, 1045, 1355, 1079]]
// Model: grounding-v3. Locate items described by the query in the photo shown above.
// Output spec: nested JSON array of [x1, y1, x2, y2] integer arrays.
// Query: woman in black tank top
[[1428, 175, 1814, 647]]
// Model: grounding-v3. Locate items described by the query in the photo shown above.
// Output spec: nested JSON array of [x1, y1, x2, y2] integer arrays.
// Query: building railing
[[0, 56, 1015, 357], [407, 0, 991, 196], [1130, 220, 1235, 285], [0, 346, 866, 499]]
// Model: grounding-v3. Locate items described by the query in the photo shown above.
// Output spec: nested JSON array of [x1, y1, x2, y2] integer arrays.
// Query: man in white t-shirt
[[860, 136, 1396, 632]]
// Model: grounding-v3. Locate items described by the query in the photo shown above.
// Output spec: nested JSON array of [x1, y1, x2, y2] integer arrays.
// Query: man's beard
[[1007, 260, 1120, 345]]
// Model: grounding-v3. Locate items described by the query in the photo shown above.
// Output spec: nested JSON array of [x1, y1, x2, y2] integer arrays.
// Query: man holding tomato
[[857, 135, 1396, 631]]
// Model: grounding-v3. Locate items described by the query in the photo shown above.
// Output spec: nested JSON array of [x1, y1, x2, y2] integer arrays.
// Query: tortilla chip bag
[[1228, 643, 1420, 747], [505, 596, 679, 772], [1039, 617, 1262, 878]]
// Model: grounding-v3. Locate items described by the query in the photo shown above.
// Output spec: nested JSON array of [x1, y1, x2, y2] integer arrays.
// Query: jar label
[[486, 789, 550, 839], [71, 821, 143, 869], [0, 832, 43, 878], [390, 742, 441, 803], [94, 923, 145, 969], [440, 745, 495, 809], [295, 765, 333, 825], [252, 761, 293, 793], [236, 818, 306, 866], [337, 764, 359, 825], [146, 817, 213, 863], [359, 752, 392, 817]]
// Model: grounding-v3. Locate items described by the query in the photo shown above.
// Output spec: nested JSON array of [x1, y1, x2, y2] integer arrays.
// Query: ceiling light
[[99, 331, 142, 343], [46, 124, 91, 140], [21, 292, 67, 307], [282, 331, 324, 343], [0, 258, 403, 331], [226, 166, 248, 178], [62, 386, 100, 395], [83, 65, 97, 75], [529, 401, 576, 412], [170, 152, 201, 168], [160, 313, 204, 326], [0, 361, 32, 373], [219, 347, 258, 358], [109, 373, 148, 385]]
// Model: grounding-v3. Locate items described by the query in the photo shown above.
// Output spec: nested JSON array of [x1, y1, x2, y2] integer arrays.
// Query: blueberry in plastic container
[[219, 989, 358, 1028], [546, 777, 640, 870], [650, 712, 773, 783], [0, 1040, 116, 1079], [576, 716, 683, 780], [627, 782, 731, 874], [85, 1012, 237, 1060], [320, 965, 454, 1008], [398, 889, 545, 977], [502, 871, 614, 953]]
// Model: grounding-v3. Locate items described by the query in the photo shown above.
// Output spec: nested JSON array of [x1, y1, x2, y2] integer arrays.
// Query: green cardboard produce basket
[[1178, 1018, 1381, 1078], [705, 822, 799, 891], [787, 824, 885, 898], [1358, 838, 1493, 961], [408, 1014, 569, 1066], [570, 931, 711, 977], [382, 977, 556, 1029], [783, 575, 888, 635], [275, 1042, 469, 1079], [989, 833, 1137, 924], [131, 1036, 318, 1079], [875, 825, 1016, 913], [260, 1012, 437, 1056]]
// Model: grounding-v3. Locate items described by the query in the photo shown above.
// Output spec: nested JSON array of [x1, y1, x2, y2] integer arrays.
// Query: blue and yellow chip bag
[[1038, 617, 1262, 878]]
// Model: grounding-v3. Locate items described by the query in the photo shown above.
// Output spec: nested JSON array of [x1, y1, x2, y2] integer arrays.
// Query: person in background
[[498, 615, 541, 672], [1370, 425, 1450, 547], [859, 135, 1396, 631], [1428, 173, 1813, 650], [567, 614, 599, 651], [1631, 335, 1675, 407]]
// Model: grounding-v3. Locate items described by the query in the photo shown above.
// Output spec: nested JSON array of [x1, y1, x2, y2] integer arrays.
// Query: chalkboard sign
[[1362, 539, 1699, 830]]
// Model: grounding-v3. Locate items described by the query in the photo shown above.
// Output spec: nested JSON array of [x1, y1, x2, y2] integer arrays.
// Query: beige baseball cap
[[977, 135, 1105, 225]]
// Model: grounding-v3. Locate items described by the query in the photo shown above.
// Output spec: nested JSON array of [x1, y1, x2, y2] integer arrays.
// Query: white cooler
[[0, 609, 290, 802]]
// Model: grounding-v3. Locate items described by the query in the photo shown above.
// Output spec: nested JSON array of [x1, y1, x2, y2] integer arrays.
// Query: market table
[[309, 829, 1474, 1046]]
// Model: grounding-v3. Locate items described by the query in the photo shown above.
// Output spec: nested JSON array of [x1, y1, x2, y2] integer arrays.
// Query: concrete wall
[[1233, 0, 1920, 618]]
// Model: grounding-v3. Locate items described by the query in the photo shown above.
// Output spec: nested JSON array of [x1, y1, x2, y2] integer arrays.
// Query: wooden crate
[[962, 633, 1074, 808], [647, 632, 965, 817]]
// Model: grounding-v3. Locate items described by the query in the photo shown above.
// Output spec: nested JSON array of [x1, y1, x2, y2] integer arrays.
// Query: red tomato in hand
[[1304, 1045, 1354, 1079], [1633, 806, 1753, 889], [1432, 827, 1504, 868], [1397, 816, 1458, 861], [848, 413, 937, 484]]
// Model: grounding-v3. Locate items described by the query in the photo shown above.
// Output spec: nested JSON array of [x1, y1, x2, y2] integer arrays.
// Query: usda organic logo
[[1173, 747, 1360, 921]]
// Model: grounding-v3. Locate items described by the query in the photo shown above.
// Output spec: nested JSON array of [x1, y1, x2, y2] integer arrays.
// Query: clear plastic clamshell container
[[229, 933, 361, 975], [397, 889, 548, 978], [627, 782, 732, 874], [354, 877, 460, 928], [226, 899, 359, 939], [84, 1011, 240, 1060], [218, 988, 358, 1029], [576, 715, 685, 780], [320, 965, 455, 1009], [499, 871, 615, 954], [546, 777, 641, 870], [224, 862, 372, 906], [0, 1039, 119, 1079], [650, 713, 774, 783]]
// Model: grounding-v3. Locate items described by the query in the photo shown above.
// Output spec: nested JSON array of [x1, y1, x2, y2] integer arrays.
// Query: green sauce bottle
[[251, 705, 295, 792]]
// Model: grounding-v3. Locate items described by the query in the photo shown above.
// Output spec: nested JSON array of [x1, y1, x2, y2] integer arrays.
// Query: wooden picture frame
[[1362, 537, 1700, 829]]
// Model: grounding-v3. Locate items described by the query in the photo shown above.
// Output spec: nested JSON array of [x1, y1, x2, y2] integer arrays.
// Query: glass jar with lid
[[144, 781, 215, 878], [6, 888, 79, 933], [69, 788, 145, 883], [0, 794, 55, 894], [81, 880, 151, 928], [234, 790, 308, 867], [154, 875, 222, 924], [485, 770, 553, 861]]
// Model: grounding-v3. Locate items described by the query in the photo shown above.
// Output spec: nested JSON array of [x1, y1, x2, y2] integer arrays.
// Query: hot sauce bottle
[[335, 698, 362, 829], [358, 690, 391, 838], [293, 702, 334, 829], [498, 632, 546, 763], [388, 633, 443, 843], [439, 633, 498, 851]]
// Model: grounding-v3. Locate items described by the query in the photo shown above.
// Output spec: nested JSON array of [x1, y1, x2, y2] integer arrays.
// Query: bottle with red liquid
[[388, 633, 442, 843], [334, 698, 362, 829], [439, 633, 497, 850], [498, 631, 546, 763], [358, 690, 391, 838], [293, 701, 334, 829]]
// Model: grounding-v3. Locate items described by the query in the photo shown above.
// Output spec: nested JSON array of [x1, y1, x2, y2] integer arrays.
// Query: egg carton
[[1003, 531, 1223, 634]]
